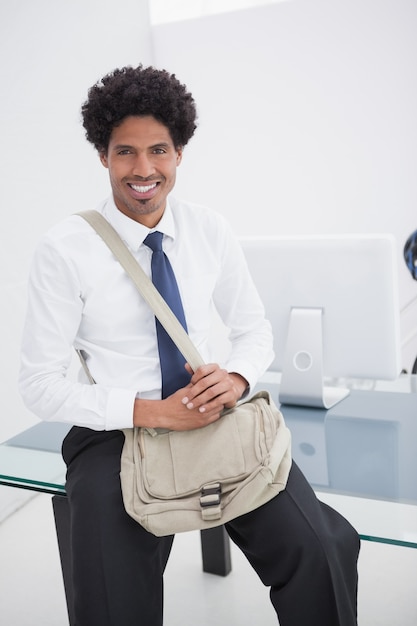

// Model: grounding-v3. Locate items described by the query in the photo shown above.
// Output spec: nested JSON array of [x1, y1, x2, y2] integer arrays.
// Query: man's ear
[[176, 147, 183, 166], [99, 151, 109, 168]]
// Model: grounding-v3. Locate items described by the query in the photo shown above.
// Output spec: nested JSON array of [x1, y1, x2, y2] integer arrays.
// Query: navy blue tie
[[143, 231, 191, 398]]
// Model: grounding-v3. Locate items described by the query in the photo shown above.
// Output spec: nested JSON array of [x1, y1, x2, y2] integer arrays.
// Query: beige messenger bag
[[77, 210, 292, 537]]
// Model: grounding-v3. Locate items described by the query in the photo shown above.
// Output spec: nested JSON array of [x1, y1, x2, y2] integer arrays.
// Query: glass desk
[[1, 375, 417, 549], [0, 420, 68, 494], [1, 375, 417, 624], [255, 373, 417, 549]]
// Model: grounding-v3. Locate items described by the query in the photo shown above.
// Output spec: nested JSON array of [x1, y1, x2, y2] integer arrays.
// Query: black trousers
[[62, 427, 360, 626]]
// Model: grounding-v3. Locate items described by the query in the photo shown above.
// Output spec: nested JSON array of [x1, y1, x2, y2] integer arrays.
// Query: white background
[[1, 0, 416, 462], [0, 2, 416, 624]]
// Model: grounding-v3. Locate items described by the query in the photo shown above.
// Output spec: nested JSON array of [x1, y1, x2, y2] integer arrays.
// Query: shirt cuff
[[105, 387, 138, 430], [226, 359, 262, 398]]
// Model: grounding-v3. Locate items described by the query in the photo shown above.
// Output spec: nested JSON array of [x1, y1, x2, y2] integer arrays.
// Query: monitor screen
[[240, 234, 402, 408]]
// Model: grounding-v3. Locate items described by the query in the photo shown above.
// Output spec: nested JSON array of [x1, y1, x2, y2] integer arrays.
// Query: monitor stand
[[278, 307, 350, 409]]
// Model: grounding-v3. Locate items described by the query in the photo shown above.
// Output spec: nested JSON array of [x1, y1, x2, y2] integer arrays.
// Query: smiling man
[[99, 115, 182, 225], [19, 65, 360, 626]]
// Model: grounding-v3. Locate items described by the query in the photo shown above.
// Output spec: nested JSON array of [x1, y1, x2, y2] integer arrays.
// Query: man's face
[[100, 115, 182, 227]]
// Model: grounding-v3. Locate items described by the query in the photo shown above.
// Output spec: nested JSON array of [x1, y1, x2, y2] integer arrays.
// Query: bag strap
[[76, 210, 205, 373]]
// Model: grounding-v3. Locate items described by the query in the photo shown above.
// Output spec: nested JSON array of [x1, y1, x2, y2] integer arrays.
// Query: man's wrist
[[229, 372, 249, 401], [133, 397, 165, 428]]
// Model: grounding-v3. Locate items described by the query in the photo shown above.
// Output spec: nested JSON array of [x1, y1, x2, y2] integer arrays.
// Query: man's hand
[[182, 363, 248, 413], [133, 364, 248, 431], [133, 384, 224, 431]]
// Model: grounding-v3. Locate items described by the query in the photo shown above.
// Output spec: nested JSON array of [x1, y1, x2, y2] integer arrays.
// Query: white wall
[[0, 0, 152, 445], [1, 0, 416, 434], [152, 0, 417, 369], [0, 5, 416, 618]]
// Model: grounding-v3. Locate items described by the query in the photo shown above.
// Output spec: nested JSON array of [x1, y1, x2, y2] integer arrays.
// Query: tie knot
[[143, 231, 163, 253]]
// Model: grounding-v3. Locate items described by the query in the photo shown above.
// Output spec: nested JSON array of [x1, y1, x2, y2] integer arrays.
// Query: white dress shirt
[[19, 196, 274, 430]]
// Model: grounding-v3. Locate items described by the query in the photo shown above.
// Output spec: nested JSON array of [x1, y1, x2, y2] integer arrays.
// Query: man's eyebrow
[[150, 142, 172, 149], [112, 142, 172, 151], [112, 144, 133, 151]]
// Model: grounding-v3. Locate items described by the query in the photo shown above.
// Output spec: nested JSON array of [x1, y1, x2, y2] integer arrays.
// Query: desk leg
[[200, 526, 232, 576], [52, 495, 75, 626]]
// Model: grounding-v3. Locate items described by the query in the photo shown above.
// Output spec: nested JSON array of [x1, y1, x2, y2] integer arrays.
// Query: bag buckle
[[200, 483, 222, 521]]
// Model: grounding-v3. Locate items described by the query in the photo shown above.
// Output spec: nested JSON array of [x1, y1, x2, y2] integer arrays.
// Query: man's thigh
[[62, 426, 174, 626]]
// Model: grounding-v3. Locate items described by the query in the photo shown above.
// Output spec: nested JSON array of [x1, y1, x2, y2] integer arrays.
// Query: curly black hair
[[81, 65, 197, 153]]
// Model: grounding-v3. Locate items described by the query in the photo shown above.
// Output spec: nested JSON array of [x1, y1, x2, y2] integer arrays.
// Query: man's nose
[[132, 153, 155, 177]]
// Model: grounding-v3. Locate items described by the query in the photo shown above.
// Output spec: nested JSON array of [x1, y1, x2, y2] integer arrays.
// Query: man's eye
[[153, 148, 166, 154], [118, 149, 132, 155]]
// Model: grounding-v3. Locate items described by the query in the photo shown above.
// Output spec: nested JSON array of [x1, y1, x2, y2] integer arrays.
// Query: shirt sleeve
[[212, 223, 275, 394], [18, 235, 137, 430]]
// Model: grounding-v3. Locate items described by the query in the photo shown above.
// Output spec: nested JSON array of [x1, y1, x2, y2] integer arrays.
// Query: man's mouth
[[129, 182, 158, 194]]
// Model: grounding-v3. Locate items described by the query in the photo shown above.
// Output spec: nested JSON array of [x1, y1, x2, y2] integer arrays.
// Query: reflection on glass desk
[[0, 421, 69, 494], [1, 376, 417, 548], [255, 373, 417, 548]]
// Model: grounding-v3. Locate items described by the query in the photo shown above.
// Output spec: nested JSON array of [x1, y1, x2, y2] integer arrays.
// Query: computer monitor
[[240, 234, 402, 409]]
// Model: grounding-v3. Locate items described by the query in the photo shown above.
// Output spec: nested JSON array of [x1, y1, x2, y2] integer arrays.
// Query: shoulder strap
[[76, 210, 205, 373]]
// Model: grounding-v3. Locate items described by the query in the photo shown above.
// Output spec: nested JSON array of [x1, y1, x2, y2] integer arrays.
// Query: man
[[19, 65, 360, 626]]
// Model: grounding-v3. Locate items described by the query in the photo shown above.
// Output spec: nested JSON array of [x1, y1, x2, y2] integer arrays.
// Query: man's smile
[[128, 182, 158, 193], [127, 181, 161, 202]]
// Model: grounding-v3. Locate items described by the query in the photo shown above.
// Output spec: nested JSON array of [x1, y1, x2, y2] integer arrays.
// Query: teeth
[[130, 183, 157, 193]]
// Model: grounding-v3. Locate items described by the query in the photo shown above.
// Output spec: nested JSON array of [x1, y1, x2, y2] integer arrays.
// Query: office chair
[[404, 230, 417, 373], [404, 230, 417, 281]]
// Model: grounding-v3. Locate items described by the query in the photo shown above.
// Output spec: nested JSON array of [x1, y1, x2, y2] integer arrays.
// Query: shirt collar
[[100, 195, 176, 251]]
